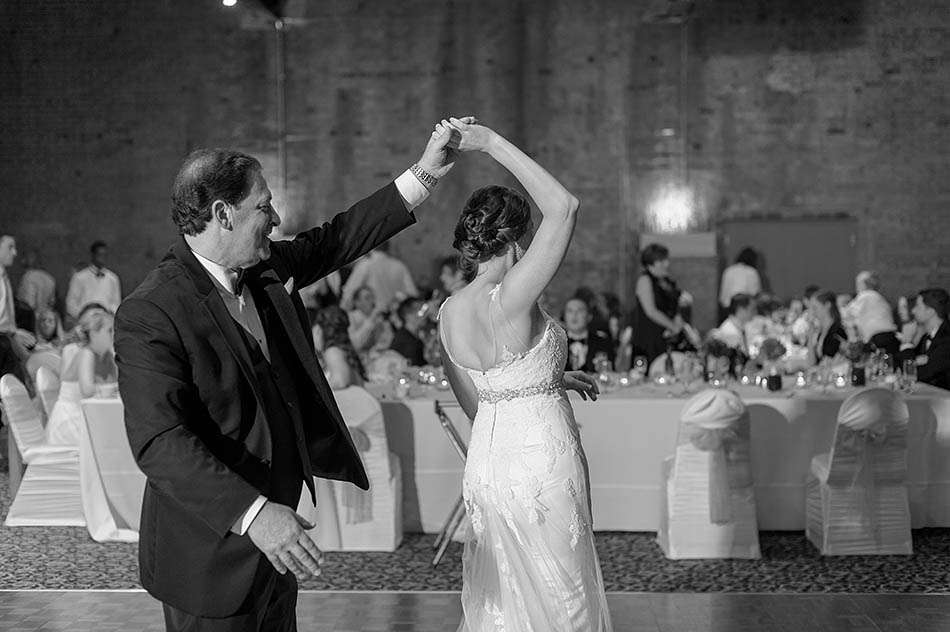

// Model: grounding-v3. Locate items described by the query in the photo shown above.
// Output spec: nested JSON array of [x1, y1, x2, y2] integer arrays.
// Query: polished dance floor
[[1, 591, 949, 631]]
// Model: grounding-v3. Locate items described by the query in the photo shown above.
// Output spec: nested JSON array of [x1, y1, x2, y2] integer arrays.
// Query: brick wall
[[2, 0, 948, 331]]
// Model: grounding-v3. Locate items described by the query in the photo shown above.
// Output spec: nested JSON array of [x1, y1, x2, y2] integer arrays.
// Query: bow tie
[[92, 268, 105, 278]]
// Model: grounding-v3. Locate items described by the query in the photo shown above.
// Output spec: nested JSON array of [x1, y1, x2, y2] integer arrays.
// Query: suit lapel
[[256, 267, 336, 405]]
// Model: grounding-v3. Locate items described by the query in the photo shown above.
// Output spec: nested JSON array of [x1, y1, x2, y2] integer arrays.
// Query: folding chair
[[432, 399, 471, 566]]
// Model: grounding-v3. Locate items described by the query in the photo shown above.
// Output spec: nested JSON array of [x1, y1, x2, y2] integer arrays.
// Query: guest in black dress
[[810, 291, 848, 363], [633, 243, 684, 364]]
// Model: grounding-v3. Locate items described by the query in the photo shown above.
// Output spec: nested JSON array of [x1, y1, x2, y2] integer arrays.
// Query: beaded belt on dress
[[477, 381, 563, 404]]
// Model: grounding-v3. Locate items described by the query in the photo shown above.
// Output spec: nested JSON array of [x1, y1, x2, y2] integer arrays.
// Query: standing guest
[[836, 292, 853, 315], [16, 249, 56, 314], [719, 247, 762, 322], [312, 306, 366, 390], [633, 243, 686, 363], [902, 288, 950, 390], [438, 256, 467, 295], [347, 286, 391, 353], [46, 310, 117, 446], [842, 271, 900, 361], [710, 293, 756, 356], [66, 240, 122, 319], [809, 291, 848, 364], [563, 297, 614, 372], [0, 234, 36, 386], [390, 297, 426, 366], [340, 241, 418, 313]]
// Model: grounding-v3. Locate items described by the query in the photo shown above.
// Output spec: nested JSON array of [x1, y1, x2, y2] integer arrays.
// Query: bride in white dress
[[437, 119, 612, 631]]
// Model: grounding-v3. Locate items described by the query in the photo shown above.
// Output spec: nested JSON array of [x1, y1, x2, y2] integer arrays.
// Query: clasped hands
[[416, 115, 497, 179]]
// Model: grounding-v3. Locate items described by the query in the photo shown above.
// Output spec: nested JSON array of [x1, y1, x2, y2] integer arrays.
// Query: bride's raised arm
[[448, 118, 578, 317]]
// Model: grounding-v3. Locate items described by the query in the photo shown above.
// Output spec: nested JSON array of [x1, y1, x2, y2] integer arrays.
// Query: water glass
[[902, 359, 918, 393]]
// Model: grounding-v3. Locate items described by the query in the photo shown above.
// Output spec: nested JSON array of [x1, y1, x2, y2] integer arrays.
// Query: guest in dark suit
[[810, 291, 848, 363], [563, 297, 614, 372], [115, 121, 465, 631], [903, 288, 950, 390], [390, 296, 426, 367]]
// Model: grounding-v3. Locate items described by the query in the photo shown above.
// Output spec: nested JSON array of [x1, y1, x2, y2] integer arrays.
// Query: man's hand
[[564, 371, 599, 401], [417, 115, 477, 178], [13, 329, 36, 351], [246, 501, 324, 581]]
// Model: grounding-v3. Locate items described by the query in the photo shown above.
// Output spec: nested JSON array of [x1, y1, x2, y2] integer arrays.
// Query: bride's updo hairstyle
[[452, 185, 532, 280]]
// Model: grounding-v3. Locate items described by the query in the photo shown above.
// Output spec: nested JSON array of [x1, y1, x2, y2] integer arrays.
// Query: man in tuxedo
[[710, 293, 756, 356], [114, 119, 465, 631], [903, 288, 950, 390], [563, 296, 614, 372]]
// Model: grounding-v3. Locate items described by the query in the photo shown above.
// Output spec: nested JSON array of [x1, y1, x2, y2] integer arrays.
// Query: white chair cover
[[79, 399, 146, 542], [297, 386, 403, 551], [36, 366, 60, 422], [1, 374, 84, 527], [657, 388, 760, 559], [806, 387, 912, 555], [648, 351, 686, 378]]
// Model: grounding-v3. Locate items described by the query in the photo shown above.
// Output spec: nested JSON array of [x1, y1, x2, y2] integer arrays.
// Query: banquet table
[[369, 380, 950, 533], [78, 398, 146, 542]]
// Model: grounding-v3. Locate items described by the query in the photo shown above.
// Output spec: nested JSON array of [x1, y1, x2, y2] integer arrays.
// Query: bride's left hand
[[563, 371, 599, 401]]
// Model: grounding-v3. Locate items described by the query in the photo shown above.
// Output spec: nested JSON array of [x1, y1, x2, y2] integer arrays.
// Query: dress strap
[[436, 297, 462, 368]]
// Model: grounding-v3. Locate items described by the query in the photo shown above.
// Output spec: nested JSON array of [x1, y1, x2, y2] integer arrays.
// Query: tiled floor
[[0, 591, 948, 631]]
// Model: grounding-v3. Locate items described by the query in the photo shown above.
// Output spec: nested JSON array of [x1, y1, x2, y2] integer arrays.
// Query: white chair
[[648, 351, 686, 378], [1, 374, 84, 527], [297, 386, 402, 551], [657, 388, 760, 559], [806, 388, 912, 555], [35, 366, 60, 422]]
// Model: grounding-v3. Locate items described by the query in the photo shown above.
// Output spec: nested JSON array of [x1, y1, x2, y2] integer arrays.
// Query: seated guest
[[902, 288, 950, 390], [574, 286, 610, 338], [313, 306, 366, 390], [896, 295, 919, 350], [438, 256, 467, 295], [810, 291, 848, 364], [563, 297, 614, 372], [25, 307, 66, 380], [347, 286, 392, 353], [711, 294, 756, 356], [391, 297, 426, 367], [46, 310, 117, 446], [16, 249, 56, 315], [843, 271, 899, 361]]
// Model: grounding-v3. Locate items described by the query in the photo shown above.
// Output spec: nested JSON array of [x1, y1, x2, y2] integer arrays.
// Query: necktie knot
[[233, 268, 247, 295]]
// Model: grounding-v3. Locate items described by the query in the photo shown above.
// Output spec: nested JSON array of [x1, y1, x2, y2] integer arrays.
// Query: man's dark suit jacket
[[901, 320, 950, 390], [114, 183, 414, 617]]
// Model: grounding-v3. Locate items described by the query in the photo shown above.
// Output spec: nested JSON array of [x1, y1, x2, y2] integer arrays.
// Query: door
[[720, 218, 858, 299]]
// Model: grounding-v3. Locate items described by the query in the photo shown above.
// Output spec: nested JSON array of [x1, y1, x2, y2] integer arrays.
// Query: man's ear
[[211, 200, 233, 231]]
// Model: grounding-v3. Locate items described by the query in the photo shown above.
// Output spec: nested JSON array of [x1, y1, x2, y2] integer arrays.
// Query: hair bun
[[452, 185, 533, 280]]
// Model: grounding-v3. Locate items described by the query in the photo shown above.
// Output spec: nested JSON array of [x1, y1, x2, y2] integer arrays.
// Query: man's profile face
[[0, 236, 17, 268], [913, 296, 933, 325], [227, 172, 280, 269]]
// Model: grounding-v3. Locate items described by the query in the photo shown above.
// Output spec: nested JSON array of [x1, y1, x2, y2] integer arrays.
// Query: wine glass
[[633, 356, 648, 375], [902, 359, 918, 393]]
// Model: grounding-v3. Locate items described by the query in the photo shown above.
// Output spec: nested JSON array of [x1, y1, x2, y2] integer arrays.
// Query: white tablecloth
[[371, 382, 950, 532], [79, 398, 146, 542]]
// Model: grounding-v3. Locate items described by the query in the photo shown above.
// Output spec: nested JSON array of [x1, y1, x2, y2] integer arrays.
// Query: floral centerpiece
[[757, 337, 787, 391], [840, 340, 872, 386]]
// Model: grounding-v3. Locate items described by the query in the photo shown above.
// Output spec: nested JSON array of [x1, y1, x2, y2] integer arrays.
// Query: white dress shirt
[[842, 289, 896, 342], [194, 170, 428, 535], [17, 268, 56, 312], [719, 263, 761, 308], [0, 268, 16, 333], [66, 265, 122, 318], [712, 316, 748, 354], [341, 251, 419, 312]]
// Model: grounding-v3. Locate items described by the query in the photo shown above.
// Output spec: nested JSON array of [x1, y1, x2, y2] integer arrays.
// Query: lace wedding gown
[[440, 285, 612, 631]]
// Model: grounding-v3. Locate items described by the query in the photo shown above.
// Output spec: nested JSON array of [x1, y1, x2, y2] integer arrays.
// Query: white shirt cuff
[[394, 169, 430, 211], [232, 495, 267, 536]]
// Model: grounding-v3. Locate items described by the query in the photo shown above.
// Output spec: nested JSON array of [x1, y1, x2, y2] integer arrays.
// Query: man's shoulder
[[123, 258, 191, 308]]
